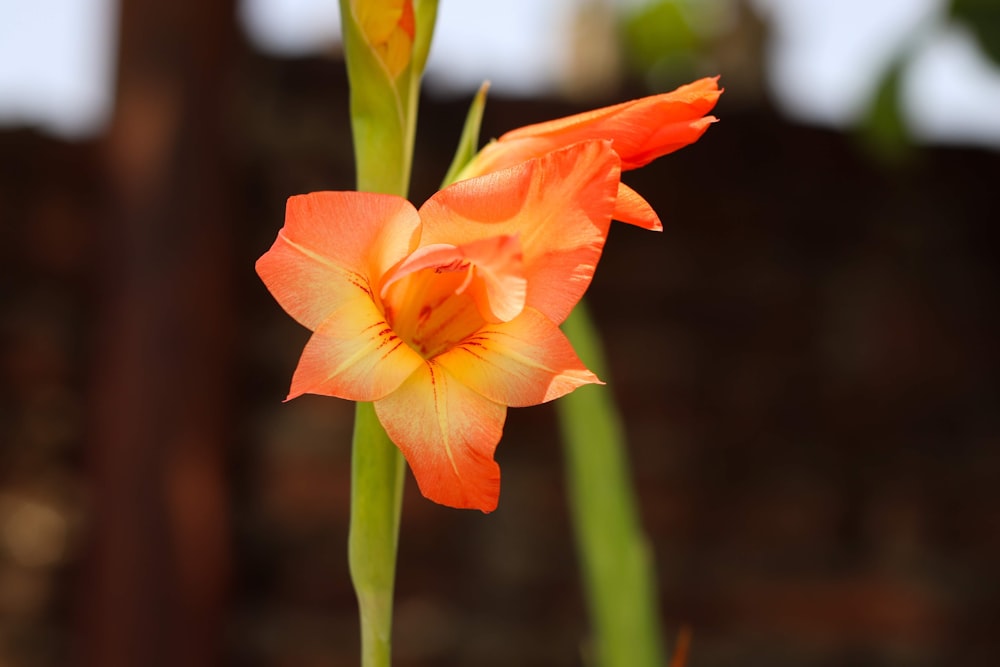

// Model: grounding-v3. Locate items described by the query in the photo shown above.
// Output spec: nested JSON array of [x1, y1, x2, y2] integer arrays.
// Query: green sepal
[[411, 0, 440, 76], [442, 81, 491, 187]]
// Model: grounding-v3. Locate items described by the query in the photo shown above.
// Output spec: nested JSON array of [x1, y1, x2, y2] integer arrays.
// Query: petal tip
[[417, 471, 501, 513]]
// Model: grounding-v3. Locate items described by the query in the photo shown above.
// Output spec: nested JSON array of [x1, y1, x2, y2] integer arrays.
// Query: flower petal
[[614, 182, 662, 231], [495, 77, 721, 171], [375, 362, 506, 512], [256, 191, 419, 331], [436, 307, 601, 407], [380, 235, 526, 323], [288, 296, 424, 402], [461, 77, 721, 177], [419, 140, 620, 324], [456, 234, 526, 322]]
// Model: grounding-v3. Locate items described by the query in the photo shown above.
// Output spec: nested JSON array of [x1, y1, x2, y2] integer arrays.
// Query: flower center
[[381, 263, 482, 358], [379, 236, 526, 359]]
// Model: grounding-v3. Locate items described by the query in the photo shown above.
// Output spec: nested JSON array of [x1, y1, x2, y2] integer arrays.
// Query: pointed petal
[[288, 297, 423, 402], [614, 182, 662, 231], [419, 140, 620, 324], [670, 75, 723, 103], [461, 77, 722, 176], [256, 191, 419, 330], [627, 114, 718, 170], [375, 363, 506, 512], [436, 307, 601, 407]]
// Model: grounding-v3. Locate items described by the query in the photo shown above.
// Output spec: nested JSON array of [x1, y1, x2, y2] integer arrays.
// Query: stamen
[[434, 259, 470, 273]]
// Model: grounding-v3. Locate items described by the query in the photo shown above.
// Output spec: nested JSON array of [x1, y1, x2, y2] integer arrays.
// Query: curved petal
[[380, 243, 472, 292], [375, 362, 506, 512], [419, 140, 620, 324], [625, 114, 718, 170], [461, 77, 721, 176], [256, 191, 419, 330], [436, 307, 601, 407], [288, 296, 424, 402], [456, 234, 526, 322], [380, 235, 526, 323], [614, 182, 662, 231]]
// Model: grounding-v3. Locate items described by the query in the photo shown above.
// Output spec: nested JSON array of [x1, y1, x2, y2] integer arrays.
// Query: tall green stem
[[338, 2, 439, 663], [557, 301, 666, 667], [348, 402, 406, 667]]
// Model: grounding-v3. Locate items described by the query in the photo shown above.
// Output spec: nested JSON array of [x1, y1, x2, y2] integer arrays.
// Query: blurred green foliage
[[619, 0, 730, 89], [620, 0, 1000, 154], [859, 0, 1000, 156], [952, 0, 1000, 63], [853, 0, 1000, 156], [859, 57, 913, 162], [621, 1, 698, 74]]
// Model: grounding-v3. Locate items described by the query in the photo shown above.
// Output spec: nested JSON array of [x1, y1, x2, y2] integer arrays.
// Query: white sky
[[2, 0, 1000, 148], [752, 0, 1000, 147], [0, 0, 118, 137]]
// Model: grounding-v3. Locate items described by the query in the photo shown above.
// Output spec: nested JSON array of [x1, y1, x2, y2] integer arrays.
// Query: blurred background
[[1, 0, 999, 665]]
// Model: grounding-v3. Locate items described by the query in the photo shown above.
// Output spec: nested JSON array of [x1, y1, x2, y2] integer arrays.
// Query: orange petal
[[353, 0, 415, 78], [614, 182, 662, 231], [256, 191, 419, 330], [627, 114, 718, 170], [375, 362, 506, 512], [436, 307, 601, 407], [458, 235, 527, 322], [463, 76, 722, 176], [379, 250, 487, 360], [381, 235, 526, 323], [288, 297, 423, 402], [419, 140, 621, 324]]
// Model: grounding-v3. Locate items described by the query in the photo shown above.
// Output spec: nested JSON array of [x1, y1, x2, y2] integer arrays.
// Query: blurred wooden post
[[83, 1, 236, 665]]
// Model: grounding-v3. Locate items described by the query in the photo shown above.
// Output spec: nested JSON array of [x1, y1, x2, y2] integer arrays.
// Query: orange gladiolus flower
[[458, 77, 722, 231], [257, 141, 621, 512]]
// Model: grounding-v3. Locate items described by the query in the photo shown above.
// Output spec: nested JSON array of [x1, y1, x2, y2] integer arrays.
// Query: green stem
[[348, 402, 406, 667], [557, 301, 666, 667], [338, 1, 439, 660]]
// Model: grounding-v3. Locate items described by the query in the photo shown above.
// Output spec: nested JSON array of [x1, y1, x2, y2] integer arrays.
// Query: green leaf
[[558, 302, 666, 667], [441, 81, 491, 187]]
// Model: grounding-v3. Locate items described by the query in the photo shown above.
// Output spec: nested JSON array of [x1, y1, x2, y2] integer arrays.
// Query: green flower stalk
[[337, 2, 438, 666], [339, 0, 438, 195]]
